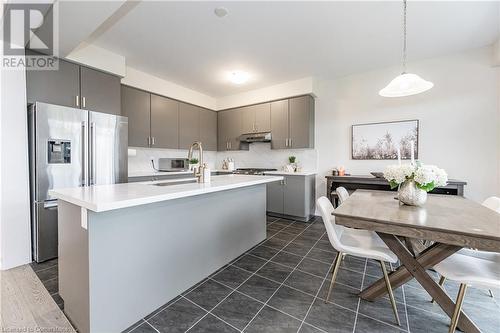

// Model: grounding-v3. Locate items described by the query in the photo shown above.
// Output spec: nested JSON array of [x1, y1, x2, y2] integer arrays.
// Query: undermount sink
[[151, 179, 198, 186]]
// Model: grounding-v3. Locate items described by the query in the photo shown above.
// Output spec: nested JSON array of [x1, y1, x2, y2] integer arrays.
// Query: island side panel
[[87, 184, 266, 333], [58, 201, 90, 333]]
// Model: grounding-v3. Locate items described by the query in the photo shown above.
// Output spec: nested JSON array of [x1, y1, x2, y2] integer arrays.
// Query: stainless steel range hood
[[239, 132, 272, 143]]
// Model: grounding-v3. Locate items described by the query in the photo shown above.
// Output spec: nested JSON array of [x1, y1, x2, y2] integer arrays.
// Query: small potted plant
[[189, 158, 199, 171], [288, 156, 297, 172]]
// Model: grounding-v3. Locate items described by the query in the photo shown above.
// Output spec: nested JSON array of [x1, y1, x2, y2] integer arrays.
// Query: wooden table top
[[333, 190, 500, 252]]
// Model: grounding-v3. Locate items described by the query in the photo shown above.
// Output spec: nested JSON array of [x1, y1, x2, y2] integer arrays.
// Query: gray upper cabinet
[[289, 95, 314, 149], [121, 85, 217, 150], [241, 106, 255, 134], [179, 103, 201, 149], [270, 96, 314, 149], [27, 58, 80, 108], [121, 86, 151, 148], [80, 67, 121, 115], [218, 109, 242, 151], [240, 103, 271, 133], [200, 108, 217, 151], [254, 103, 271, 132], [26, 57, 121, 115], [270, 100, 289, 149], [150, 94, 179, 149]]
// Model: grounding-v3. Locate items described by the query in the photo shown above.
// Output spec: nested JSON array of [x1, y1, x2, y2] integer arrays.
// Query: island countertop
[[49, 174, 283, 212]]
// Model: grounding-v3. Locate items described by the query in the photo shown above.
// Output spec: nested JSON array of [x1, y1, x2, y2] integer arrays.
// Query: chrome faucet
[[188, 141, 205, 182]]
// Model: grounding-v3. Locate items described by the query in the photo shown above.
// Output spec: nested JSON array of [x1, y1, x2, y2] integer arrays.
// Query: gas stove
[[233, 168, 277, 175]]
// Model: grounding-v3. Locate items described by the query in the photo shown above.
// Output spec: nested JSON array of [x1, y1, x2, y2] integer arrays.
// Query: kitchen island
[[49, 174, 283, 333]]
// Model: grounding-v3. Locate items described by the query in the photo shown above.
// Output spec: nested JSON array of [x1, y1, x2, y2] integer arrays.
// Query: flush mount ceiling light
[[228, 70, 250, 84], [379, 0, 433, 97], [214, 7, 229, 18]]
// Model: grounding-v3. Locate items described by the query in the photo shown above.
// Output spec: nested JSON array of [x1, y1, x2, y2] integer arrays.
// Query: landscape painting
[[352, 120, 419, 160]]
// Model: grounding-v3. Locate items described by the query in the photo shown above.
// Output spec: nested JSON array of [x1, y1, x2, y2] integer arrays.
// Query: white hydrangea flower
[[434, 167, 448, 187], [384, 164, 415, 184], [414, 166, 435, 185]]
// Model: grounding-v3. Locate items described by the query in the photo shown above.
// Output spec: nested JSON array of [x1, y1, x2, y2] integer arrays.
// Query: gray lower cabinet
[[150, 94, 179, 149], [200, 108, 217, 151], [27, 57, 80, 108], [270, 95, 314, 149], [265, 174, 316, 222], [27, 56, 121, 115], [179, 103, 201, 149], [121, 86, 151, 148], [80, 67, 121, 115]]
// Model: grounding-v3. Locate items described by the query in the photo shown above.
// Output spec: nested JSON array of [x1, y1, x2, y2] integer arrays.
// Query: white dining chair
[[433, 252, 500, 333], [432, 196, 500, 302], [317, 196, 401, 326], [336, 187, 350, 205]]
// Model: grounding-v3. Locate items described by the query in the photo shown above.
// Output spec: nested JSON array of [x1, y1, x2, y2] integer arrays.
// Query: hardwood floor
[[0, 264, 75, 332]]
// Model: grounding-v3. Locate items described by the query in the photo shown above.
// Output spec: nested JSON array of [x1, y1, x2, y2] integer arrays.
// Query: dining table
[[332, 190, 500, 333]]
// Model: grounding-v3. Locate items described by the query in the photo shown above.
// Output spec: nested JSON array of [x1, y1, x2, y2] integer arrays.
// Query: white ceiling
[[88, 1, 499, 97]]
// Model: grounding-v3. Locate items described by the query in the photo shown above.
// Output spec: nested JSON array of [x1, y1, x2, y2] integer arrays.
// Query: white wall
[[216, 77, 315, 110], [0, 43, 32, 270], [121, 67, 217, 110], [66, 42, 126, 77], [314, 46, 499, 203]]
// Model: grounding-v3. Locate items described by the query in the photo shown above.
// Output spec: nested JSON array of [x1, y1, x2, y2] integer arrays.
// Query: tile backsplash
[[128, 147, 218, 173], [129, 143, 317, 173], [216, 143, 317, 171]]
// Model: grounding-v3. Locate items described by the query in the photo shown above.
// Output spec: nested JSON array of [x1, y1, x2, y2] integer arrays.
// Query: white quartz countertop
[[49, 174, 283, 212], [128, 169, 232, 178], [264, 171, 317, 176]]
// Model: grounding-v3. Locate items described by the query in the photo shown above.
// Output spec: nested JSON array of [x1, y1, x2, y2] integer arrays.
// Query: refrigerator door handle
[[82, 121, 88, 186], [43, 201, 58, 209], [90, 122, 96, 185]]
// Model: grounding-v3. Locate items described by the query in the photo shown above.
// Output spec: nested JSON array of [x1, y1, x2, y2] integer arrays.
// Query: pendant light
[[379, 0, 433, 97]]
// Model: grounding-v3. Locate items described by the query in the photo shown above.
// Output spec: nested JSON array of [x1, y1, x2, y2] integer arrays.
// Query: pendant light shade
[[379, 73, 433, 97], [380, 0, 433, 97]]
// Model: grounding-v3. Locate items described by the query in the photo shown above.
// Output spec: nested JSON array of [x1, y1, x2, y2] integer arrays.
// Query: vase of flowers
[[383, 162, 448, 206]]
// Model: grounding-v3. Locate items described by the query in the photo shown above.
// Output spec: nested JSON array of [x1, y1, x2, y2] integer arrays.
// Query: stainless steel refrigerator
[[28, 102, 128, 262]]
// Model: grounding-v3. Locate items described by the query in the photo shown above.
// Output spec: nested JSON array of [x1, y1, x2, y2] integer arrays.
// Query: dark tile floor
[[31, 215, 500, 333]]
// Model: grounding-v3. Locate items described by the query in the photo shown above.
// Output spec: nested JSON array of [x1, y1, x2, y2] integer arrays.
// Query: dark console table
[[326, 175, 467, 206]]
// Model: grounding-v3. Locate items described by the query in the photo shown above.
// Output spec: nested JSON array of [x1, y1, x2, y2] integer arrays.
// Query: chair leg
[[380, 260, 401, 326], [448, 284, 467, 333], [431, 275, 447, 303], [325, 252, 343, 303]]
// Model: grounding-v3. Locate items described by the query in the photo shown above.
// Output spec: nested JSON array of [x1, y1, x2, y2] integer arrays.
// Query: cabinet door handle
[[152, 137, 155, 145], [75, 95, 80, 107], [147, 136, 151, 146], [82, 96, 86, 108], [288, 138, 292, 147], [285, 138, 288, 147]]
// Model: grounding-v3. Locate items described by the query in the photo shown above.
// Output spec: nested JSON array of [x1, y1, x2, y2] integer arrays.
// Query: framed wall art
[[352, 120, 419, 160]]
